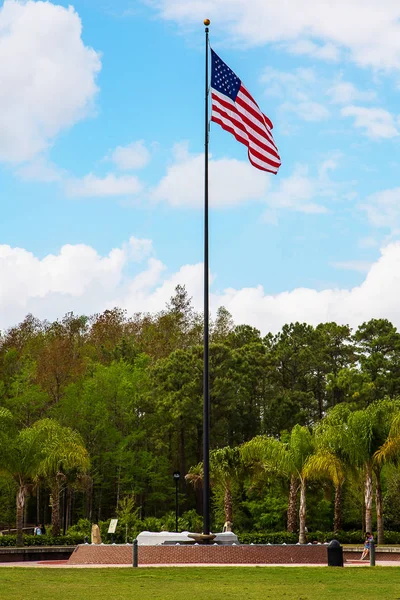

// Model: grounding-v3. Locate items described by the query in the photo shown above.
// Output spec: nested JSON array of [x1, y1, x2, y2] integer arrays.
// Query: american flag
[[211, 49, 281, 174]]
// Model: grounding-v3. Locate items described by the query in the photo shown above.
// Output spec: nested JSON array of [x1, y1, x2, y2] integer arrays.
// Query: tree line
[[188, 400, 400, 545], [1, 285, 400, 543]]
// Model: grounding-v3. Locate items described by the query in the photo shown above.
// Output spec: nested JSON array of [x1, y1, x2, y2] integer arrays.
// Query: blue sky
[[1, 0, 400, 333]]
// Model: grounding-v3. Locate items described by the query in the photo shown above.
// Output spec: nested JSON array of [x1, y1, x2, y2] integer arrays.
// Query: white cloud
[[261, 67, 329, 122], [261, 67, 384, 130], [66, 173, 143, 197], [124, 237, 153, 262], [18, 141, 151, 194], [328, 81, 376, 104], [119, 262, 204, 316], [16, 157, 65, 183], [261, 210, 279, 226], [281, 101, 330, 122], [0, 0, 101, 163], [264, 163, 333, 216], [261, 67, 317, 98], [286, 39, 340, 62], [150, 0, 400, 71], [110, 141, 151, 170], [152, 142, 270, 208], [331, 260, 372, 273], [0, 236, 155, 329], [0, 242, 125, 327], [361, 187, 400, 230], [318, 157, 340, 178], [341, 106, 399, 138], [215, 242, 400, 333], [358, 236, 378, 249], [4, 238, 400, 335]]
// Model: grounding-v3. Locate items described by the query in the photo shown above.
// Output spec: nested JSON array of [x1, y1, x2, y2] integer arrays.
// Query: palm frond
[[303, 451, 345, 486], [185, 463, 203, 489], [241, 435, 289, 477]]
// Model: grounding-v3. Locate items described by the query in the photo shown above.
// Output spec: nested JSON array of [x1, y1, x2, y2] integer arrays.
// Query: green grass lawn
[[2, 567, 400, 600]]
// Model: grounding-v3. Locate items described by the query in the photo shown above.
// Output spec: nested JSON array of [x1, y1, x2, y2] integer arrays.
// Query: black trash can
[[327, 539, 343, 567]]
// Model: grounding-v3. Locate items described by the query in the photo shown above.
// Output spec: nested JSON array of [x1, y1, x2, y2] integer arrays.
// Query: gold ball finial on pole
[[204, 18, 210, 26]]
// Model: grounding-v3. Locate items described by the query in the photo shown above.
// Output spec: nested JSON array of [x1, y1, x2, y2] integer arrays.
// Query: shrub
[[238, 532, 298, 545], [0, 533, 85, 547], [66, 519, 91, 538], [238, 530, 400, 545], [179, 510, 203, 533], [381, 531, 400, 545], [1, 528, 398, 547], [0, 535, 17, 547]]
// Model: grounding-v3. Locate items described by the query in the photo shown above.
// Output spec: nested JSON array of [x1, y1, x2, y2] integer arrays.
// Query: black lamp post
[[173, 471, 180, 533]]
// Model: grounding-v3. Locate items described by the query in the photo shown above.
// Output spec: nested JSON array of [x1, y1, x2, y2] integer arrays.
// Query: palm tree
[[0, 407, 13, 433], [32, 419, 90, 535], [210, 446, 241, 526], [0, 410, 44, 545], [309, 404, 352, 531], [374, 407, 400, 542], [319, 400, 400, 544], [287, 425, 314, 544], [241, 426, 314, 544], [0, 414, 90, 543], [376, 411, 400, 462], [348, 401, 400, 543], [186, 446, 241, 529], [185, 462, 203, 490], [240, 435, 292, 527], [303, 450, 345, 531]]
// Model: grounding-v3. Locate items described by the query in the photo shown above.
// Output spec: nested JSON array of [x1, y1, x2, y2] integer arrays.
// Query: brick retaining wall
[[68, 544, 328, 565], [0, 546, 75, 562], [68, 544, 400, 566]]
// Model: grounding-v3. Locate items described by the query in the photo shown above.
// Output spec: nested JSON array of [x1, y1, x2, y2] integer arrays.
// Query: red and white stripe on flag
[[210, 50, 281, 174]]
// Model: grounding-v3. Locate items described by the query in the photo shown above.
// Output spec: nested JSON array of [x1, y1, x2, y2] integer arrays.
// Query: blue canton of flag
[[211, 54, 241, 101]]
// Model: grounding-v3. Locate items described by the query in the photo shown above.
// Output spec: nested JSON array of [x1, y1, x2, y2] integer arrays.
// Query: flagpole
[[203, 18, 211, 536]]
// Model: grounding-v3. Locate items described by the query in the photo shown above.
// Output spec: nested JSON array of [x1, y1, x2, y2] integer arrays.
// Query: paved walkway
[[0, 560, 400, 568]]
